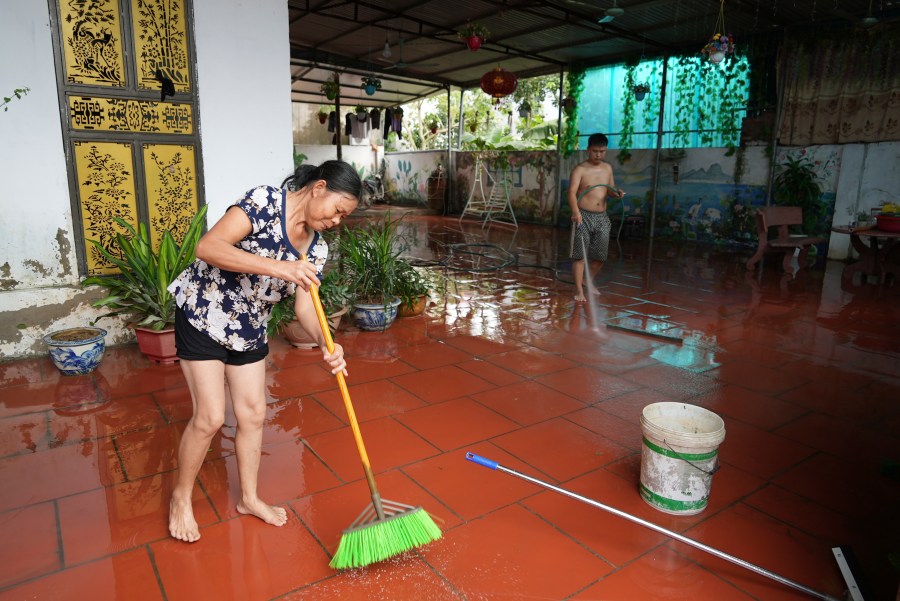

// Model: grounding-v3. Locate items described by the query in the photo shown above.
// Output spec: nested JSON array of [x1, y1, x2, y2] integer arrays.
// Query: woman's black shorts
[[175, 307, 268, 365]]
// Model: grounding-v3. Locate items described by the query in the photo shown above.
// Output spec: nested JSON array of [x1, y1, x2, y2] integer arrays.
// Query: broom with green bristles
[[307, 275, 442, 569]]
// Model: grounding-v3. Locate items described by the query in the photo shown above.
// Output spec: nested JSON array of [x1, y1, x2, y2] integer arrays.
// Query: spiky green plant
[[82, 205, 208, 330]]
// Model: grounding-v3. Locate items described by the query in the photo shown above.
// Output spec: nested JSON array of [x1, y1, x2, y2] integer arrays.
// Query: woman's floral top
[[169, 186, 328, 351]]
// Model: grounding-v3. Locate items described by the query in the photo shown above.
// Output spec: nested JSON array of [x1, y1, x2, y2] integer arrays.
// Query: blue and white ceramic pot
[[43, 327, 107, 375], [351, 298, 402, 331]]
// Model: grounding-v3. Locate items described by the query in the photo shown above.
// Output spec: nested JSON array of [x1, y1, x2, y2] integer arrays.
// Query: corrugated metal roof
[[288, 0, 899, 105]]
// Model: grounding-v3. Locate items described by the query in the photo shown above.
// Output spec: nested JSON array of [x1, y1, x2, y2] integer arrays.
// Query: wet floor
[[1, 213, 899, 600]]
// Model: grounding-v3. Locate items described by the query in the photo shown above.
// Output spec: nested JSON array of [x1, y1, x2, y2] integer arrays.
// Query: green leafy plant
[[320, 74, 340, 100], [337, 215, 410, 307], [1, 87, 30, 112], [561, 66, 585, 157], [266, 268, 353, 337], [83, 205, 209, 330], [773, 155, 824, 235], [361, 76, 382, 92], [457, 22, 490, 42], [395, 261, 430, 310]]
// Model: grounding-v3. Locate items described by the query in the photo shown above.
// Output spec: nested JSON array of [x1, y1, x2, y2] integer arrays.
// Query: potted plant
[[701, 32, 735, 64], [632, 83, 650, 101], [354, 104, 368, 120], [396, 261, 430, 318], [427, 117, 439, 134], [337, 216, 408, 331], [361, 76, 381, 96], [517, 100, 532, 119], [317, 107, 329, 124], [320, 75, 340, 101], [458, 22, 490, 51], [267, 268, 353, 348], [773, 155, 824, 236], [43, 326, 108, 375], [82, 205, 208, 364]]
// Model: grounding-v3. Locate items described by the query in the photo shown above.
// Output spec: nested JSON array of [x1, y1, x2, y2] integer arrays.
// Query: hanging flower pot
[[701, 1, 734, 64], [458, 22, 490, 52], [361, 76, 381, 96], [317, 111, 328, 124], [517, 101, 532, 118], [320, 75, 339, 101], [633, 84, 650, 101], [562, 96, 576, 112]]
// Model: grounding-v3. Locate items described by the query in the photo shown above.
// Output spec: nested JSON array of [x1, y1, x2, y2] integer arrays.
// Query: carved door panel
[[52, 0, 202, 275]]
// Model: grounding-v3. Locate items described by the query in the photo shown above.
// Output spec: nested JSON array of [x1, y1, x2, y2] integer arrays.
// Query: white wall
[[0, 0, 100, 357], [0, 0, 296, 358], [192, 0, 294, 217]]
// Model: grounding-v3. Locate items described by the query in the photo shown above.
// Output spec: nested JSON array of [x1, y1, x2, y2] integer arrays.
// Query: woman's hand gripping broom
[[307, 277, 441, 569]]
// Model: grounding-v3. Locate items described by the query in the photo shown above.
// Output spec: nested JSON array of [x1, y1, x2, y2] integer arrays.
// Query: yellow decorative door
[[53, 0, 202, 275]]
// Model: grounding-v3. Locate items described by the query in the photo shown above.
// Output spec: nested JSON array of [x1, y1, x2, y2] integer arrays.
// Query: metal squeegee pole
[[483, 458, 841, 601]]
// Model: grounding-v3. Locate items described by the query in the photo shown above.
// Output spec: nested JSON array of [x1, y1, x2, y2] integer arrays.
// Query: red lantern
[[480, 67, 517, 103]]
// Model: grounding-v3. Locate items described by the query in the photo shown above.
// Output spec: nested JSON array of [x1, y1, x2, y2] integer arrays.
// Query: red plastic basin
[[876, 214, 900, 232]]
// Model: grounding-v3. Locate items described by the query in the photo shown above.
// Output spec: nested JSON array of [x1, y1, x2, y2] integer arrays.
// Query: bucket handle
[[663, 438, 720, 476]]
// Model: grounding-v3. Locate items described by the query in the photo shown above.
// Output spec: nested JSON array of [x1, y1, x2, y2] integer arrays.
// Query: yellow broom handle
[[307, 277, 384, 515]]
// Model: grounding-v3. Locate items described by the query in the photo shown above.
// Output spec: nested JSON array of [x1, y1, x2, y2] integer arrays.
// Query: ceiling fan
[[377, 37, 437, 70], [562, 0, 625, 23]]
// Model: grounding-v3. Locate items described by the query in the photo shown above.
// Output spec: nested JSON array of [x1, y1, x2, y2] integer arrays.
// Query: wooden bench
[[745, 206, 825, 273]]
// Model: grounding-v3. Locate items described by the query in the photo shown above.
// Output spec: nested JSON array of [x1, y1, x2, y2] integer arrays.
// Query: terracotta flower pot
[[398, 295, 427, 318], [134, 327, 178, 364], [318, 113, 327, 124], [466, 36, 482, 51], [282, 309, 346, 348]]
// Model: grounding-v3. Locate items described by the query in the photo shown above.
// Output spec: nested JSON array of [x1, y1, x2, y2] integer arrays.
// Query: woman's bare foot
[[574, 293, 587, 302], [169, 496, 201, 542], [236, 497, 288, 527]]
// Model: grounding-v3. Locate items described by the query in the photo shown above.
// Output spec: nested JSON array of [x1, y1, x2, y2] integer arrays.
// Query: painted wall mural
[[453, 151, 559, 225], [383, 151, 446, 206]]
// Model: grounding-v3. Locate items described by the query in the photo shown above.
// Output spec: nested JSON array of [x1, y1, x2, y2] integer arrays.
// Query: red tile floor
[[1, 214, 899, 600]]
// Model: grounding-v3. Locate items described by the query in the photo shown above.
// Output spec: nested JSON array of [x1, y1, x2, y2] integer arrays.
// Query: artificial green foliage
[[83, 205, 208, 330], [561, 66, 585, 157], [618, 63, 637, 164], [773, 155, 825, 235]]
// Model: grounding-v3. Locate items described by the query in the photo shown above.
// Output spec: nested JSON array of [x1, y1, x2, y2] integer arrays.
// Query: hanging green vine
[[617, 62, 637, 164], [561, 66, 585, 157], [672, 55, 693, 149]]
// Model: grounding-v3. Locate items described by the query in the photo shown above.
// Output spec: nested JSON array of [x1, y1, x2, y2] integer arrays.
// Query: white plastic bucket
[[639, 402, 726, 515]]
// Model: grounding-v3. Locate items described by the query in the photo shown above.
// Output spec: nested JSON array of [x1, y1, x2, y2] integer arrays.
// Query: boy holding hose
[[568, 133, 624, 302]]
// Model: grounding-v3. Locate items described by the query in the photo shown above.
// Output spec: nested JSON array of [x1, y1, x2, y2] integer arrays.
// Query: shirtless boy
[[568, 133, 624, 302]]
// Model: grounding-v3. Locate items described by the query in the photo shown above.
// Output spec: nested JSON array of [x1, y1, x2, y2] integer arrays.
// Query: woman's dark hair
[[281, 160, 362, 199]]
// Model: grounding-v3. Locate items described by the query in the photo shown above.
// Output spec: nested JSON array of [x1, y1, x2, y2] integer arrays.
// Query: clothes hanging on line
[[383, 107, 403, 139]]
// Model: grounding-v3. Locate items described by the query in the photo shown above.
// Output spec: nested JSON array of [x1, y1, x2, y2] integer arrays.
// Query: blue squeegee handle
[[464, 453, 843, 601]]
